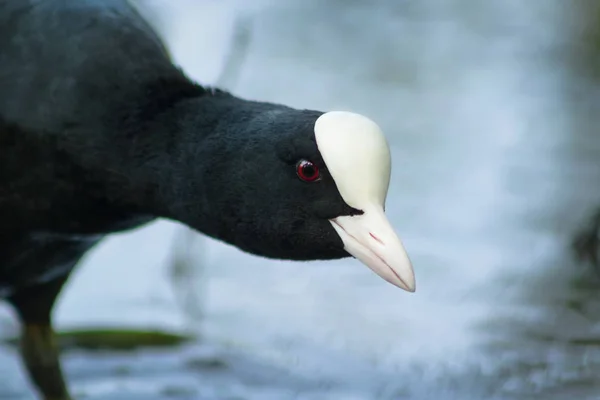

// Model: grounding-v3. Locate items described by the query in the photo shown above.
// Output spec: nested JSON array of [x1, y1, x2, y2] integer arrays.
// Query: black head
[[195, 108, 361, 260], [168, 98, 416, 291]]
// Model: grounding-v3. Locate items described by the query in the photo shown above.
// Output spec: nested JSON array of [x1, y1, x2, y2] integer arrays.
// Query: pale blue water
[[1, 1, 599, 399]]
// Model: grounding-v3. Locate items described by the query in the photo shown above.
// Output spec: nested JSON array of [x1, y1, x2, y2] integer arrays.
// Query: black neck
[[80, 73, 291, 239]]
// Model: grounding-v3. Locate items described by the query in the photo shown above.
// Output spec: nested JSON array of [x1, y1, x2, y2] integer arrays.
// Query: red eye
[[296, 160, 320, 182]]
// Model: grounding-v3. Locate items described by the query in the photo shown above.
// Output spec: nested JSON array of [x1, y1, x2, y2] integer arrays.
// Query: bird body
[[0, 0, 192, 296], [0, 1, 414, 398]]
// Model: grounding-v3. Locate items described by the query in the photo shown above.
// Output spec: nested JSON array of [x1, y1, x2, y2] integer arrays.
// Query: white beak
[[314, 111, 416, 292], [330, 204, 415, 292]]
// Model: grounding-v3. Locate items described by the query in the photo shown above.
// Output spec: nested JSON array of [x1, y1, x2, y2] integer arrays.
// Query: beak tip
[[391, 266, 415, 293], [399, 278, 416, 293]]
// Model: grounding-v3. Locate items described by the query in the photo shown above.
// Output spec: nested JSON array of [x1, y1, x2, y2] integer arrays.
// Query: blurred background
[[1, 0, 600, 399]]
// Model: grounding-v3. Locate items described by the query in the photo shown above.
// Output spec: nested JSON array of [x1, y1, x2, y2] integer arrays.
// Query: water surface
[[1, 1, 599, 399]]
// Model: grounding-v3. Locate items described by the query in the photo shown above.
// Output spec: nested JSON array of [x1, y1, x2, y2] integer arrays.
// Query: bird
[[0, 0, 415, 399]]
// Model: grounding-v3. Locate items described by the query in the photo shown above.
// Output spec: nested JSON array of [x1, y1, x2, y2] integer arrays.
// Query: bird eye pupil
[[303, 165, 315, 176], [296, 160, 320, 182]]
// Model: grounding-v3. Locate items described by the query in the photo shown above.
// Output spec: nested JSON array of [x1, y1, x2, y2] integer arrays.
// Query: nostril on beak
[[369, 232, 384, 245]]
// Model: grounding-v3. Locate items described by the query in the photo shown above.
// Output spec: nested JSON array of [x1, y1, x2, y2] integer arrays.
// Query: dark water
[[1, 0, 600, 399]]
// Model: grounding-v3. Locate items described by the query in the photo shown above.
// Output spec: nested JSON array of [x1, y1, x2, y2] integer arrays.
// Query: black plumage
[[0, 1, 366, 398]]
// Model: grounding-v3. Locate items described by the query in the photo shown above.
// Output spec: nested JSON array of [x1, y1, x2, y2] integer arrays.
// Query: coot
[[0, 0, 415, 398]]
